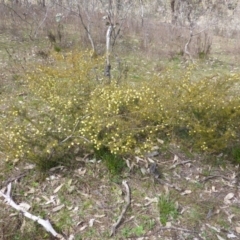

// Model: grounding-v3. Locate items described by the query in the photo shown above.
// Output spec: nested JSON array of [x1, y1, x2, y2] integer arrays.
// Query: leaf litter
[[1, 152, 240, 239]]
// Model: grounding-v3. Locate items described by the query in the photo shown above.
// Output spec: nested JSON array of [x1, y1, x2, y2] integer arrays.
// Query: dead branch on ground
[[110, 180, 131, 236], [0, 183, 66, 239]]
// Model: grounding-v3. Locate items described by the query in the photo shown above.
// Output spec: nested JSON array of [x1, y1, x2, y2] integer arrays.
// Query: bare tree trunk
[[105, 25, 112, 82]]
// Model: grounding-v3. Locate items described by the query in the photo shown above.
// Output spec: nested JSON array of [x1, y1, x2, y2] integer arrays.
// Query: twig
[[3, 3, 31, 25], [169, 160, 192, 169], [0, 183, 65, 239], [184, 27, 194, 63], [110, 180, 131, 236], [1, 171, 29, 188], [77, 4, 96, 54], [110, 2, 133, 48], [200, 175, 230, 183], [60, 119, 90, 144], [33, 5, 50, 38]]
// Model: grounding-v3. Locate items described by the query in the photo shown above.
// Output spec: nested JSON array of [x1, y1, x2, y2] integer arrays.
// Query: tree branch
[[0, 183, 65, 239], [110, 180, 131, 236]]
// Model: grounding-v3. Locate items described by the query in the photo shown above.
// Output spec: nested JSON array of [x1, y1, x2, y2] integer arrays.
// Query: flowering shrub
[[0, 51, 104, 168], [81, 71, 240, 155], [0, 51, 240, 168]]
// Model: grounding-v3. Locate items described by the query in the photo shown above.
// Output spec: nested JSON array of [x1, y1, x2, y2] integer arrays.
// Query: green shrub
[[0, 53, 240, 168], [0, 50, 104, 168], [81, 69, 240, 155]]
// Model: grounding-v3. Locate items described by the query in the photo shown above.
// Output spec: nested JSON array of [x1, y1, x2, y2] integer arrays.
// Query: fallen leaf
[[25, 187, 35, 195], [89, 218, 95, 227], [13, 158, 19, 164], [46, 175, 57, 181], [181, 190, 192, 195], [216, 234, 226, 240], [68, 234, 75, 240], [76, 168, 86, 175], [68, 186, 75, 193], [224, 193, 234, 204], [80, 225, 87, 231], [73, 206, 79, 212], [227, 214, 235, 223], [166, 222, 171, 227], [157, 138, 164, 144], [52, 204, 65, 212], [164, 185, 169, 194], [227, 233, 237, 238], [135, 156, 142, 163], [44, 196, 55, 205], [126, 159, 132, 170], [206, 223, 220, 233], [49, 166, 64, 171], [211, 186, 219, 192], [148, 157, 155, 163], [140, 167, 147, 175], [235, 226, 240, 233], [94, 214, 105, 218], [67, 205, 73, 210], [77, 221, 84, 226], [53, 184, 64, 194], [134, 203, 142, 207], [24, 164, 36, 170], [144, 197, 158, 206], [146, 150, 159, 157], [88, 158, 96, 163], [186, 163, 192, 168], [173, 155, 179, 162], [67, 179, 72, 186]]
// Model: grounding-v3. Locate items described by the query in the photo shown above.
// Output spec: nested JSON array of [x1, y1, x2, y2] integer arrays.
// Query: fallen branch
[[169, 160, 192, 169], [110, 180, 131, 236], [1, 171, 29, 188], [200, 175, 230, 183], [0, 183, 65, 239]]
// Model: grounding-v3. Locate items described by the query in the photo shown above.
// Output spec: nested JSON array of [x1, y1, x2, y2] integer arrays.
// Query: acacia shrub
[[0, 54, 240, 168], [0, 51, 104, 168], [80, 69, 240, 155]]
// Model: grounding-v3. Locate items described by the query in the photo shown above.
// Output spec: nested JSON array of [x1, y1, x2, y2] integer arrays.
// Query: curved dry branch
[[110, 180, 131, 236], [0, 183, 65, 239]]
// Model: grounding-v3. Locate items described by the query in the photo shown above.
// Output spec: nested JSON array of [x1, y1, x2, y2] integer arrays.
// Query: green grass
[[158, 194, 179, 226], [95, 147, 127, 177]]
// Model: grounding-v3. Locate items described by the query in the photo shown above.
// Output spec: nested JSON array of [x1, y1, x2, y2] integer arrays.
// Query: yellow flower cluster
[[1, 50, 240, 167]]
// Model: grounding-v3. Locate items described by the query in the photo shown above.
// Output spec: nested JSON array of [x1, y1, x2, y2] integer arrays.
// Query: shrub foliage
[[0, 51, 240, 167], [0, 51, 104, 167]]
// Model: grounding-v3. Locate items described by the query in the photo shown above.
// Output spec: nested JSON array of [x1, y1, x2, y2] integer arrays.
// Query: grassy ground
[[1, 17, 240, 240]]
